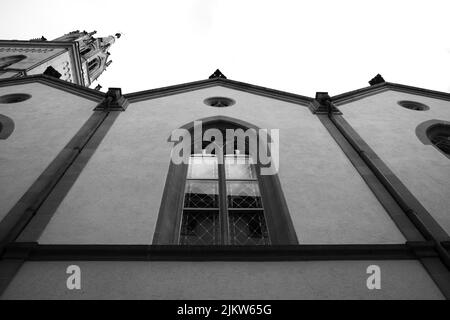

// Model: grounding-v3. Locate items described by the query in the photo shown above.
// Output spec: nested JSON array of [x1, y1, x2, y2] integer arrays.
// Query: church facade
[[0, 31, 449, 299]]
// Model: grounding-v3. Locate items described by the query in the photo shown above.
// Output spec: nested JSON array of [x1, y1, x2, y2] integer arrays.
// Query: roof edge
[[0, 74, 105, 102], [332, 82, 450, 105], [0, 40, 78, 46], [4, 74, 449, 107], [124, 77, 313, 106]]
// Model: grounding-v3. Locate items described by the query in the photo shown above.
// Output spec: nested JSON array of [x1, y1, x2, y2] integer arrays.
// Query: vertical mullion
[[218, 160, 229, 245], [253, 163, 271, 244]]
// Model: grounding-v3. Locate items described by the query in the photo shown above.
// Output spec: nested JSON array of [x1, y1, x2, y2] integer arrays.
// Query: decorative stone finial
[[43, 66, 62, 79], [368, 74, 385, 86], [30, 36, 47, 41], [209, 69, 227, 79], [95, 87, 129, 111], [309, 92, 342, 115]]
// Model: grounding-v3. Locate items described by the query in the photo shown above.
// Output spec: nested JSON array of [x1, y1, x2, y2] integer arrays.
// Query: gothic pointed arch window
[[427, 124, 450, 157], [416, 120, 450, 159], [153, 117, 298, 245], [0, 114, 15, 139]]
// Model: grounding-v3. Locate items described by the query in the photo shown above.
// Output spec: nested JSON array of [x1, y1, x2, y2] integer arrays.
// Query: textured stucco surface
[[0, 82, 96, 222], [339, 90, 450, 234], [0, 71, 19, 79], [38, 85, 405, 244], [27, 51, 74, 83], [1, 260, 443, 300], [0, 48, 65, 71]]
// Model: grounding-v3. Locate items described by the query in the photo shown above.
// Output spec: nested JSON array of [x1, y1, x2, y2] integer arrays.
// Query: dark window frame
[[153, 116, 298, 245], [0, 114, 15, 139], [88, 58, 100, 72], [416, 119, 450, 159]]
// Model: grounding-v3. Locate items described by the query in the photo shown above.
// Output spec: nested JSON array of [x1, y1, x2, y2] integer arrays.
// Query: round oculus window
[[397, 100, 429, 111], [204, 97, 235, 108], [0, 93, 31, 104]]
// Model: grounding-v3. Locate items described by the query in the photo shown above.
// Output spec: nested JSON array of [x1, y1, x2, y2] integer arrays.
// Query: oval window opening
[[204, 97, 235, 108], [0, 93, 32, 104], [398, 100, 429, 111]]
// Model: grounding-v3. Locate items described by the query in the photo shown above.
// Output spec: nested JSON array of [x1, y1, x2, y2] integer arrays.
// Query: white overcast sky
[[1, 0, 450, 96]]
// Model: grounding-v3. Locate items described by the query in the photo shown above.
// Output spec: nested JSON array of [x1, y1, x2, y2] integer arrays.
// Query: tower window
[[88, 58, 100, 72], [80, 47, 92, 56]]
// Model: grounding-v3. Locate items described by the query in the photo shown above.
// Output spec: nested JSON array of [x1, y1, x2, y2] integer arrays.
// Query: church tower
[[53, 30, 118, 87], [0, 30, 119, 87]]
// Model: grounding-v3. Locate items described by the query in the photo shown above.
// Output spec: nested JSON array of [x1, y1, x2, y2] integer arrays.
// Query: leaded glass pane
[[187, 155, 218, 179], [229, 211, 269, 245], [225, 155, 255, 180], [180, 211, 219, 245], [226, 181, 262, 208], [184, 181, 219, 208], [432, 135, 450, 155]]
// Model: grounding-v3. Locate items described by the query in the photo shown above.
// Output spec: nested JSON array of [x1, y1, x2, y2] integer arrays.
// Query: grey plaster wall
[[1, 260, 443, 300], [0, 71, 19, 79], [27, 51, 75, 83], [339, 90, 450, 234], [0, 47, 65, 71], [38, 86, 405, 244], [0, 82, 96, 222]]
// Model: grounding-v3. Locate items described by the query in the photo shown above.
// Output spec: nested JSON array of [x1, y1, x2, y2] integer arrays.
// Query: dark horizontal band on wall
[[2, 242, 438, 262]]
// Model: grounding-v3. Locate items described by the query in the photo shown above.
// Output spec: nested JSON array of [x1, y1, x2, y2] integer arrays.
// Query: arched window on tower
[[153, 117, 298, 245], [80, 46, 92, 56], [87, 58, 100, 72], [0, 55, 27, 69]]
